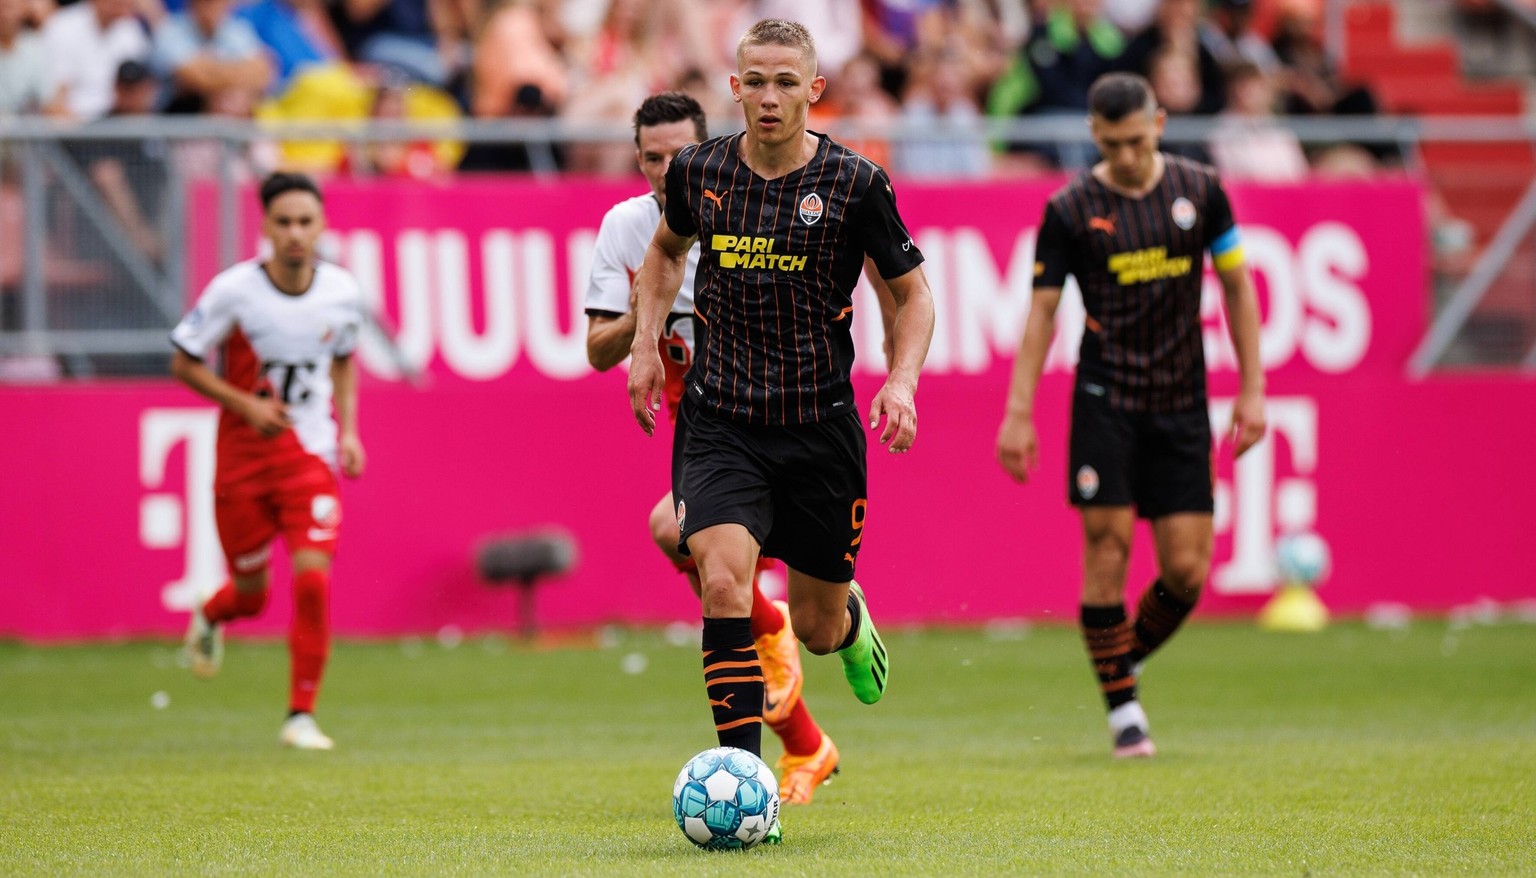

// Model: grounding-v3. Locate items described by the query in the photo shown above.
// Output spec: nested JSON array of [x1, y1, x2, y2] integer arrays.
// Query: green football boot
[[838, 581, 888, 704]]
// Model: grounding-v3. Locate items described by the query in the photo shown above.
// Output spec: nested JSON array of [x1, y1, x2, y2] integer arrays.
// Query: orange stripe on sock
[[715, 716, 764, 731], [1100, 677, 1138, 692], [704, 660, 763, 674], [706, 675, 764, 686]]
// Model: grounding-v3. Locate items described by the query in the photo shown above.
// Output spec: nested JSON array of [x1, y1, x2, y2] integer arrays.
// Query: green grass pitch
[[3, 621, 1532, 875]]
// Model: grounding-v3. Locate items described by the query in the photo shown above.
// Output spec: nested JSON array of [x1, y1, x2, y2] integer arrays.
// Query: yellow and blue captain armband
[[1210, 227, 1245, 272]]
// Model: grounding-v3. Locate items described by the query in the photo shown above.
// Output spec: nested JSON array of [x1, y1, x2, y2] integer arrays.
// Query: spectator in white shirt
[[42, 0, 150, 120], [0, 0, 58, 115]]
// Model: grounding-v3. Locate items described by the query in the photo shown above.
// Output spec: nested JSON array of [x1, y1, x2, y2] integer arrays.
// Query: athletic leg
[[1132, 512, 1213, 661], [1078, 506, 1153, 758], [690, 523, 765, 757]]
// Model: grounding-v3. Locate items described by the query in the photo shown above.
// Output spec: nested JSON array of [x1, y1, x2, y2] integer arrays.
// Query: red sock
[[202, 581, 268, 624], [288, 569, 330, 715], [768, 697, 823, 756], [748, 574, 785, 640]]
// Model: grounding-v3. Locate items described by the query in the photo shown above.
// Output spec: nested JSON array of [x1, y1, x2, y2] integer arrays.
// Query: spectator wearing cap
[[67, 59, 169, 263], [41, 0, 150, 120], [151, 0, 272, 114], [0, 0, 59, 115]]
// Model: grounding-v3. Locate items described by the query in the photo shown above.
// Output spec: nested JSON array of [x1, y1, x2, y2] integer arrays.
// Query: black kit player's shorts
[[672, 394, 868, 583], [1067, 381, 1214, 520]]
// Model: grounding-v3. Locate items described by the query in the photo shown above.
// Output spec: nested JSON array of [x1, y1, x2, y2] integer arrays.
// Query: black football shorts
[[1067, 382, 1213, 520], [673, 395, 868, 582]]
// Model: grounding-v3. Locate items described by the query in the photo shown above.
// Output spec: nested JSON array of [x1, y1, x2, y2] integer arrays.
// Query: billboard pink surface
[[5, 178, 1533, 639]]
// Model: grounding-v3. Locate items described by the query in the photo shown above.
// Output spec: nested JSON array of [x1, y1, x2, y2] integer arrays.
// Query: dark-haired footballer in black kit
[[996, 72, 1267, 760], [627, 19, 935, 793]]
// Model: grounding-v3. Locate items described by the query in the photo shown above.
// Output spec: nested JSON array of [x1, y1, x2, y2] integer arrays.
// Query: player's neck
[[262, 260, 316, 296], [740, 130, 818, 180], [1093, 152, 1166, 199]]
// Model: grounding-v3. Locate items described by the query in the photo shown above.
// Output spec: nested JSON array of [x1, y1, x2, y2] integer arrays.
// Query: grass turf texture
[[3, 622, 1532, 876]]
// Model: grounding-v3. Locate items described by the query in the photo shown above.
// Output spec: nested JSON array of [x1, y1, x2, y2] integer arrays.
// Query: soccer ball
[[1274, 531, 1331, 587], [671, 747, 780, 850]]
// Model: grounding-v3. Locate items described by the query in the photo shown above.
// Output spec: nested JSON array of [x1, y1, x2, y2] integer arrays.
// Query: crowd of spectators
[[0, 0, 1392, 183]]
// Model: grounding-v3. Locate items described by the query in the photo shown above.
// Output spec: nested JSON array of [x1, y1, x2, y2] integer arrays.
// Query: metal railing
[[2, 114, 1534, 376]]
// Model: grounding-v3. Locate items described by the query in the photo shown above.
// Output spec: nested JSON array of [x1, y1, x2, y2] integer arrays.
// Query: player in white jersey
[[169, 172, 366, 751], [584, 93, 842, 808]]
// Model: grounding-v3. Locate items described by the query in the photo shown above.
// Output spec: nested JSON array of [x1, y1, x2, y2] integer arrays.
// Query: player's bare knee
[[649, 505, 682, 556], [796, 620, 842, 656], [1160, 558, 1208, 597], [1083, 538, 1130, 584]]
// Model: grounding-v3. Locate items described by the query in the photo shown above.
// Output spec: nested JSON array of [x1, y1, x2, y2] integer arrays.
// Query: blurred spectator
[[470, 0, 566, 119], [1208, 60, 1307, 182], [1270, 8, 1395, 164], [1271, 7, 1368, 117], [461, 0, 564, 172], [0, 0, 58, 115], [563, 0, 711, 175], [69, 60, 168, 262], [236, 0, 344, 92], [330, 0, 461, 87], [1117, 0, 1224, 113], [858, 0, 942, 97], [810, 50, 898, 168], [350, 72, 460, 178], [1146, 47, 1210, 162], [894, 45, 989, 178], [1203, 0, 1279, 76], [41, 0, 150, 121], [986, 0, 1125, 167], [988, 0, 1124, 116], [675, 66, 733, 128], [151, 0, 272, 114]]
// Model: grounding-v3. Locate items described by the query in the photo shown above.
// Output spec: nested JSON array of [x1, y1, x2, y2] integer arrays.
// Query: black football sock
[[702, 616, 763, 756], [1080, 603, 1138, 710]]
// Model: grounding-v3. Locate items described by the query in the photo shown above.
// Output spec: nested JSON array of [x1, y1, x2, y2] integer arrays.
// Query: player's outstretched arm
[[866, 265, 935, 454], [331, 354, 365, 479], [170, 348, 290, 437], [1218, 262, 1266, 458], [627, 219, 693, 436], [995, 285, 1062, 484]]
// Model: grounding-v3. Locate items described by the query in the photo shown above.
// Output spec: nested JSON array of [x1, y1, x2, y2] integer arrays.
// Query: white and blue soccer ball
[[672, 747, 779, 850], [1275, 531, 1331, 587]]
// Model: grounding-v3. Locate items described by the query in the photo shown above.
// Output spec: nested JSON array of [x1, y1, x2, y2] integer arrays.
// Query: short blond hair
[[736, 19, 817, 73]]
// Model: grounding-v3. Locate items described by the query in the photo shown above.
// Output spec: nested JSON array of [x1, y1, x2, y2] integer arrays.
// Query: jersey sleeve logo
[[1171, 197, 1198, 230], [798, 192, 823, 226]]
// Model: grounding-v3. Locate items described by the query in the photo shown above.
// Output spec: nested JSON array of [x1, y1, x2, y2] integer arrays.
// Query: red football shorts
[[214, 455, 342, 575]]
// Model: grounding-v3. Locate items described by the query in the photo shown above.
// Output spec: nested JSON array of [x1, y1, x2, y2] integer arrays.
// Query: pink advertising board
[[4, 178, 1533, 639]]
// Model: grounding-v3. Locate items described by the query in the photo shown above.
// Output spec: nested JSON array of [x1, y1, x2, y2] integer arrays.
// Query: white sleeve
[[170, 277, 237, 359], [335, 277, 364, 358], [584, 205, 644, 316]]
